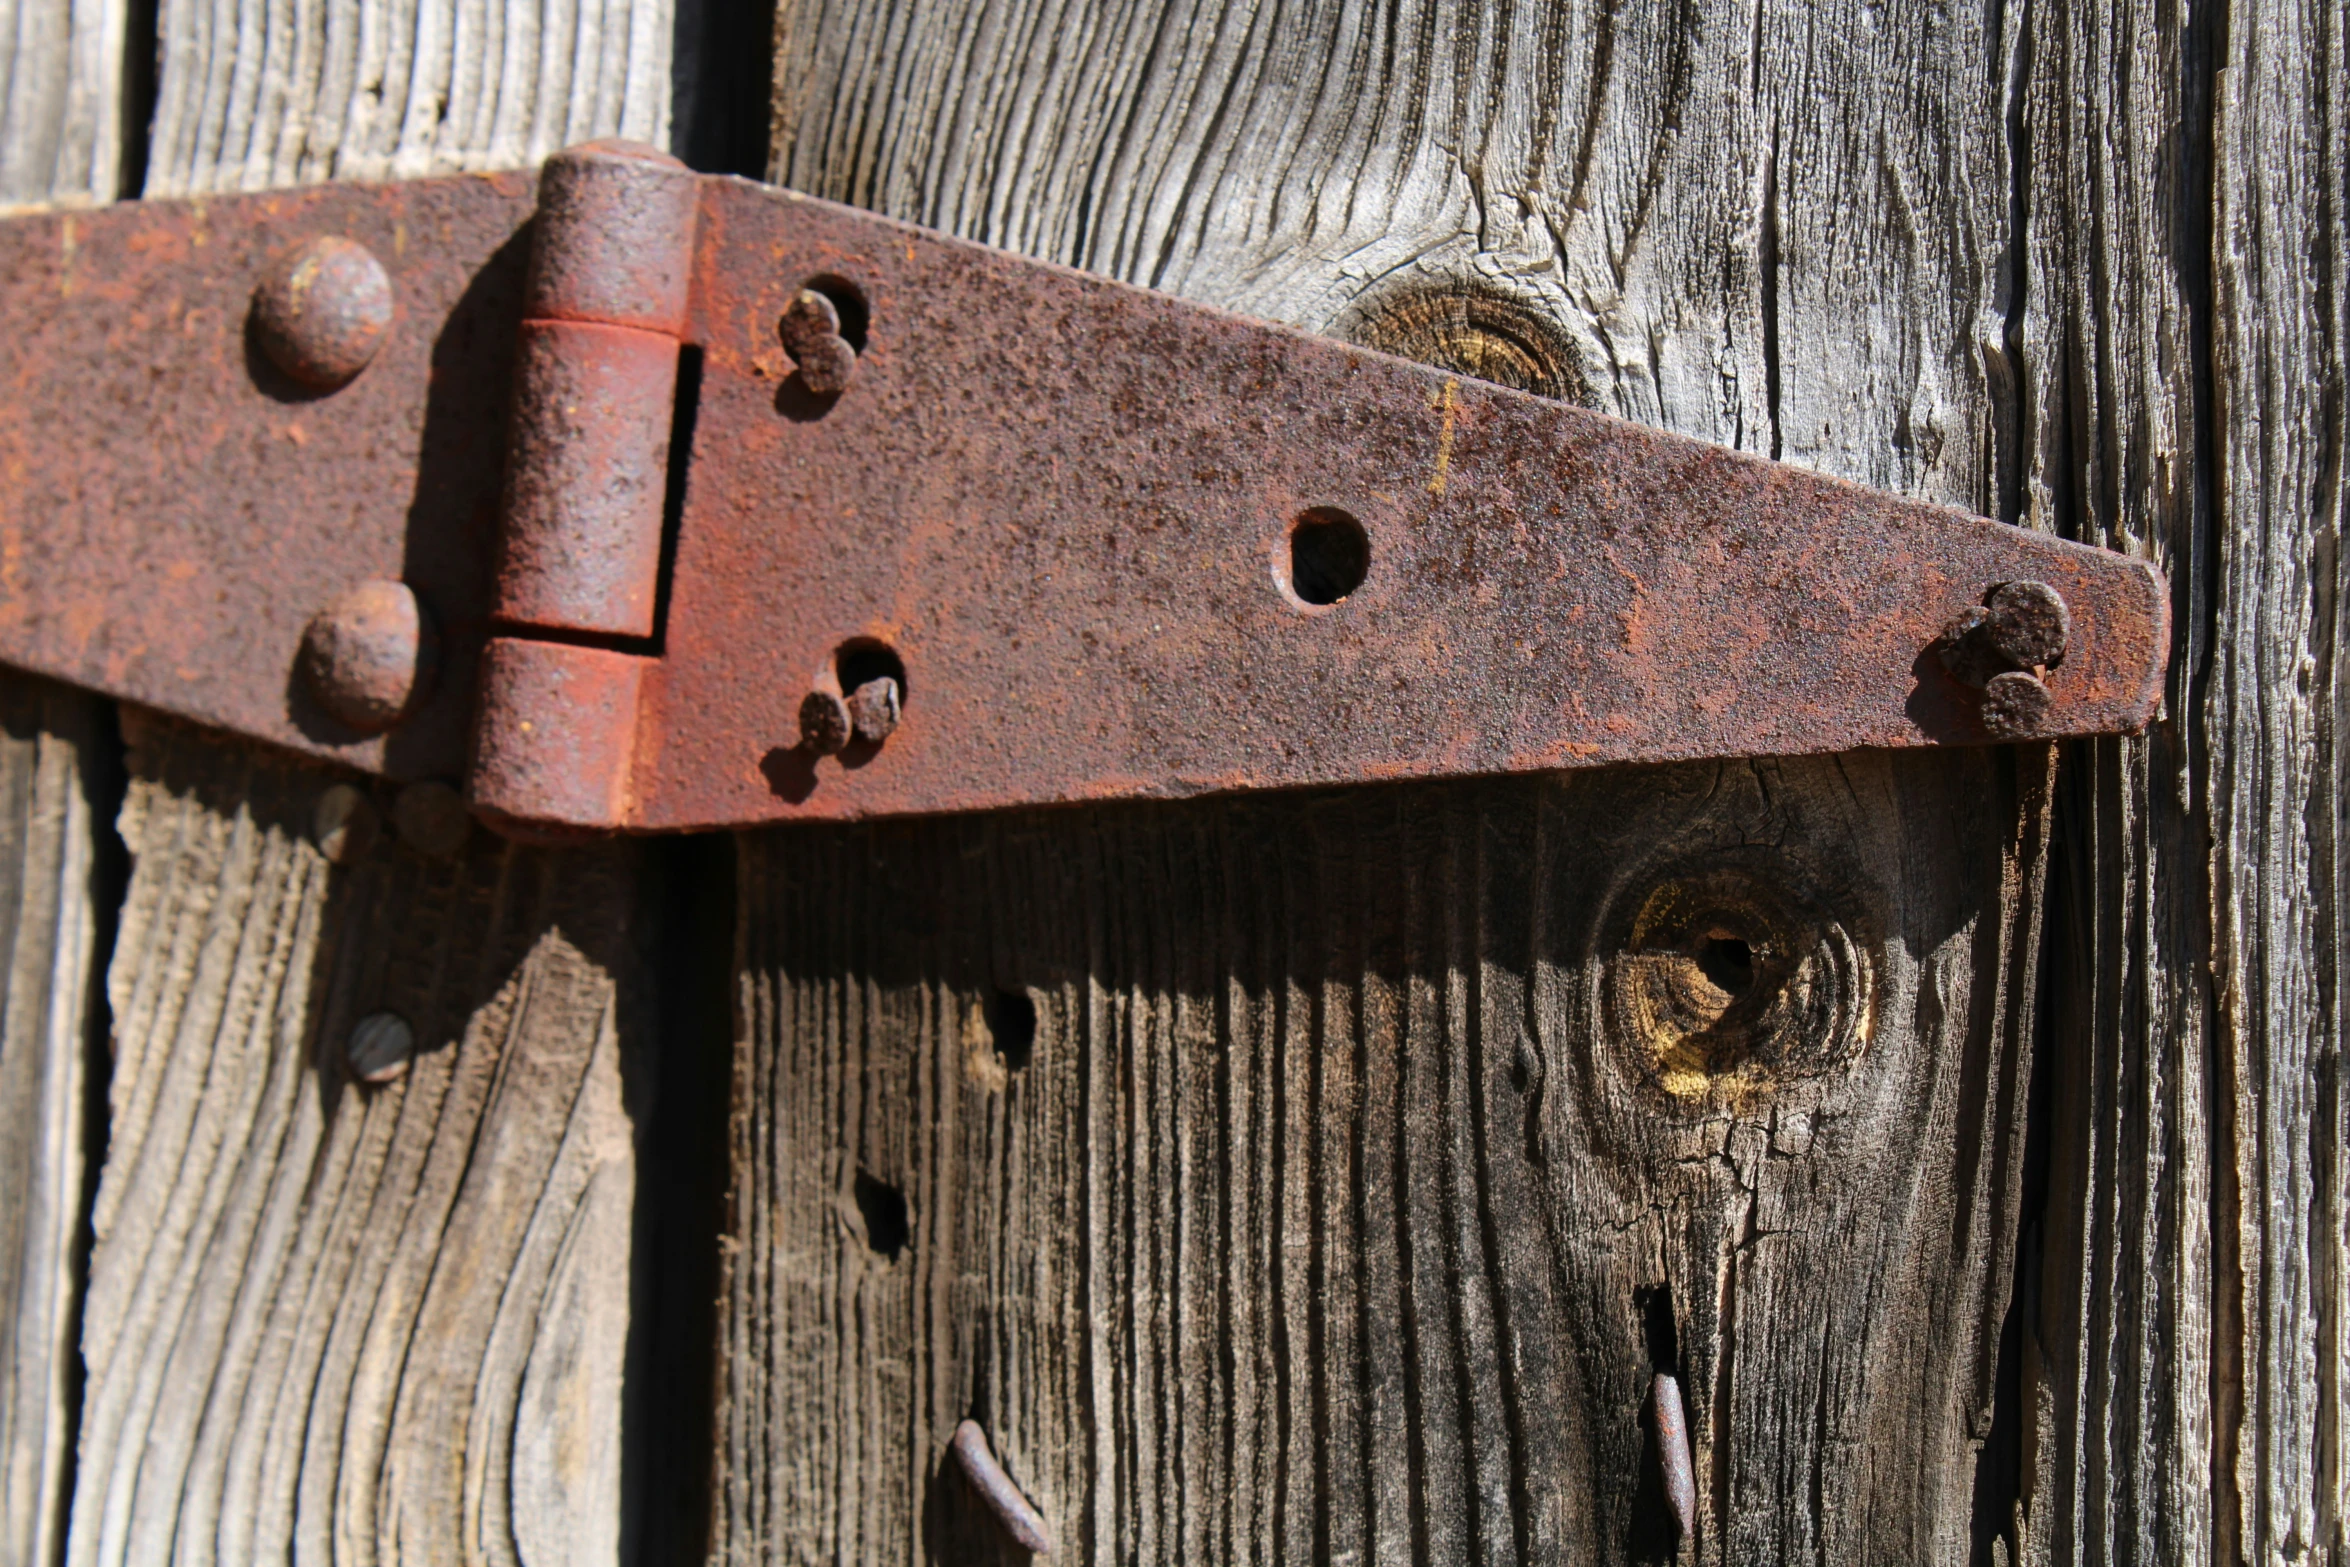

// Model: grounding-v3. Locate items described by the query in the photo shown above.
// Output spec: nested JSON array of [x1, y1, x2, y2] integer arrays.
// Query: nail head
[[348, 1010, 415, 1084], [299, 579, 436, 734], [253, 236, 395, 388]]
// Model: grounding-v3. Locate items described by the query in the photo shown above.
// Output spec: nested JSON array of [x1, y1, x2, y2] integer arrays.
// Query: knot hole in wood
[[1603, 855, 1874, 1102], [1340, 275, 1592, 405]]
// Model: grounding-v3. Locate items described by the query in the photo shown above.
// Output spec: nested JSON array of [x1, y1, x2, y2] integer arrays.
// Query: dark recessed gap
[[650, 342, 704, 654], [669, 0, 777, 179], [803, 274, 869, 353], [854, 1170, 910, 1260], [1635, 1283, 1680, 1376], [835, 642, 907, 705], [985, 988, 1036, 1071], [1288, 507, 1371, 606], [1696, 936, 1754, 996], [117, 0, 159, 196]]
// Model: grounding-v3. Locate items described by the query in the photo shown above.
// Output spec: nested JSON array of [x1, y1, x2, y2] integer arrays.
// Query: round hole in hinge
[[1283, 507, 1371, 607], [834, 641, 906, 705], [802, 274, 869, 352]]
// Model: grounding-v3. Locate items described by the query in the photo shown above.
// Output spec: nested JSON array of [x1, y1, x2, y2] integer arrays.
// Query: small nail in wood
[[951, 1419, 1054, 1554], [1649, 1371, 1697, 1540]]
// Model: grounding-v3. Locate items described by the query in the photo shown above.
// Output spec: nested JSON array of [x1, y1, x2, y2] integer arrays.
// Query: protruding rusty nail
[[847, 676, 901, 743], [299, 579, 437, 735], [949, 1419, 1053, 1554], [1980, 669, 2054, 738], [780, 288, 857, 395], [392, 780, 472, 858], [314, 783, 380, 865], [348, 1010, 415, 1084], [252, 236, 395, 388], [800, 689, 852, 755], [1648, 1372, 1696, 1543], [1984, 580, 2070, 669]]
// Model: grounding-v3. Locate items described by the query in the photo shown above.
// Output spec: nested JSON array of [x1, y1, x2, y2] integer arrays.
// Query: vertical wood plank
[[66, 717, 653, 1567], [0, 8, 137, 1556], [0, 682, 108, 1567], [721, 755, 2048, 1562], [0, 0, 131, 208]]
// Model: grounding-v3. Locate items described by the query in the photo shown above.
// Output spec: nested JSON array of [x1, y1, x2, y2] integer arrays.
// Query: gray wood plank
[[66, 716, 654, 1567], [0, 0, 131, 208]]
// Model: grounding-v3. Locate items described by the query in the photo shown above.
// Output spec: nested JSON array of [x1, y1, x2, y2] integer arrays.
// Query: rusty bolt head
[[313, 783, 380, 865], [800, 690, 852, 755], [298, 580, 437, 734], [252, 236, 395, 388], [780, 289, 857, 395], [847, 676, 902, 743], [392, 780, 473, 858], [1985, 580, 2070, 669], [1980, 670, 2054, 738], [348, 1010, 415, 1084]]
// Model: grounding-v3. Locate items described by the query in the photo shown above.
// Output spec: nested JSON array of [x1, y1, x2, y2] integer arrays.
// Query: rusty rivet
[[252, 236, 395, 388], [800, 690, 852, 755], [948, 1419, 1053, 1555], [780, 289, 857, 395], [313, 783, 380, 865], [1985, 580, 2070, 669], [392, 780, 472, 858], [348, 1010, 415, 1084], [298, 580, 438, 735], [847, 676, 902, 744], [1980, 670, 2054, 738], [1648, 1372, 1697, 1544]]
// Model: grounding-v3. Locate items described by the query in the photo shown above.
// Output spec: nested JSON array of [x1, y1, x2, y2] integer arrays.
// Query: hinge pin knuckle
[[473, 141, 696, 833]]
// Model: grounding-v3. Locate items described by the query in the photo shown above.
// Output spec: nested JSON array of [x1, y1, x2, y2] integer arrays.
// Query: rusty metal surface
[[621, 174, 2167, 830], [0, 160, 2170, 831], [0, 172, 535, 781]]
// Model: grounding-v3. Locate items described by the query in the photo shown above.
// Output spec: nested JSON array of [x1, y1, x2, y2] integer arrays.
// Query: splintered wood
[[720, 756, 2047, 1562]]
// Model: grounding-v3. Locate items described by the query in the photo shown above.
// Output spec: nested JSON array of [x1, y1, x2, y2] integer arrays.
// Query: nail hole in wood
[[853, 1169, 909, 1260], [984, 988, 1036, 1071]]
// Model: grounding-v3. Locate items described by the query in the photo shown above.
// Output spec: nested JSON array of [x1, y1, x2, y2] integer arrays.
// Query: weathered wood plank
[[0, 680, 109, 1567], [2207, 0, 2346, 1555], [0, 0, 131, 208], [142, 0, 674, 195], [739, 0, 2050, 1558], [66, 716, 653, 1567], [721, 756, 2048, 1562], [0, 9, 136, 1557]]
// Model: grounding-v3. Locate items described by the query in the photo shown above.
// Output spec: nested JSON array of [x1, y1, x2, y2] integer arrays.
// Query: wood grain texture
[[2208, 0, 2347, 1556], [720, 757, 2049, 1562], [64, 716, 654, 1566], [142, 0, 673, 195], [0, 0, 130, 208], [0, 679, 108, 1567]]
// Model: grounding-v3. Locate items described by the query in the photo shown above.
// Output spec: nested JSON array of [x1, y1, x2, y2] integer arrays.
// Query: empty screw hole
[[985, 988, 1037, 1071], [854, 1170, 910, 1260], [1287, 508, 1371, 606], [1695, 936, 1754, 996], [804, 274, 869, 352]]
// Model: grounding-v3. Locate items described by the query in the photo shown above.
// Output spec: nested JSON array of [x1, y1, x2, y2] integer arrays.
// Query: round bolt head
[[313, 783, 380, 865], [780, 290, 857, 395], [1980, 670, 2054, 738], [800, 690, 852, 755], [252, 236, 395, 388], [298, 579, 437, 734], [847, 676, 901, 743], [392, 780, 473, 858], [1985, 580, 2070, 669], [348, 1010, 415, 1084]]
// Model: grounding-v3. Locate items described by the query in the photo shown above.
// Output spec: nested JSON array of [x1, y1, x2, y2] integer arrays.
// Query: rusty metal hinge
[[0, 141, 2168, 834]]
